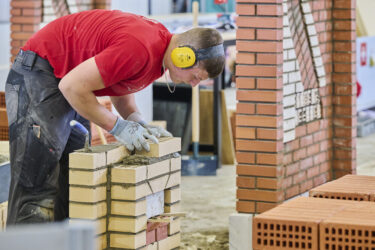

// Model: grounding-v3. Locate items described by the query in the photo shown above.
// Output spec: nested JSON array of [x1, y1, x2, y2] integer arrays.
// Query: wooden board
[[199, 89, 235, 164]]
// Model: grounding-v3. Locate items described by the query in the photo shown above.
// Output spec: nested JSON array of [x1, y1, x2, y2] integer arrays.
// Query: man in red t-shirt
[[5, 9, 224, 224]]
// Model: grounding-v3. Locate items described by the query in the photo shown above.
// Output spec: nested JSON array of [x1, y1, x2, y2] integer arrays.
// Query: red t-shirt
[[22, 9, 172, 96]]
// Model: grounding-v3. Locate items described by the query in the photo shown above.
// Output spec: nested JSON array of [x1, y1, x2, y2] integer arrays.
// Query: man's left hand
[[143, 124, 173, 138]]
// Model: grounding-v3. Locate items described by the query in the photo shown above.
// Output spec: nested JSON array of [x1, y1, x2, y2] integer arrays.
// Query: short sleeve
[[94, 36, 149, 87]]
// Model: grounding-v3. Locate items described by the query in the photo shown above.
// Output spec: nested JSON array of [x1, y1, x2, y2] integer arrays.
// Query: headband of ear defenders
[[171, 43, 225, 69]]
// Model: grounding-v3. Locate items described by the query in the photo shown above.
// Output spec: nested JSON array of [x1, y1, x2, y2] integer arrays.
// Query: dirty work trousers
[[5, 50, 90, 224]]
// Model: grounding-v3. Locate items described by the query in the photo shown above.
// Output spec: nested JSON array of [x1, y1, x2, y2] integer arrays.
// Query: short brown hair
[[177, 28, 225, 78]]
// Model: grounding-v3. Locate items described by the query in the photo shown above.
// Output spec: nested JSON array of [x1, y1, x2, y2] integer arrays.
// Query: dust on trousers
[[5, 50, 90, 224]]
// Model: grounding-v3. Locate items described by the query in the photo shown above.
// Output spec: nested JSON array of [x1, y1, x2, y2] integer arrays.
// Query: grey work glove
[[142, 123, 173, 138], [126, 111, 173, 138], [109, 117, 158, 152]]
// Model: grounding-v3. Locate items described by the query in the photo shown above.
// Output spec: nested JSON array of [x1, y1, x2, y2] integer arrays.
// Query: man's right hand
[[109, 117, 158, 152]]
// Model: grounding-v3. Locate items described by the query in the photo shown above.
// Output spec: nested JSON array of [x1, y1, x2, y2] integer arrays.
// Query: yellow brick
[[69, 168, 107, 186], [70, 217, 106, 235], [69, 201, 107, 219], [110, 231, 146, 249], [108, 215, 147, 233], [164, 202, 180, 214], [145, 174, 169, 196], [111, 165, 146, 184], [69, 151, 106, 169], [135, 137, 181, 157], [168, 233, 181, 249], [170, 156, 181, 172], [168, 218, 181, 236], [106, 144, 129, 165], [69, 185, 106, 203], [111, 199, 147, 217], [96, 233, 107, 250], [145, 241, 158, 250], [111, 183, 148, 201], [165, 186, 181, 204], [146, 159, 170, 179], [165, 172, 181, 189]]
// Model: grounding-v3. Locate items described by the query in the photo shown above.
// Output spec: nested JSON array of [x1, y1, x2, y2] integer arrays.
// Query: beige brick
[[165, 186, 181, 204], [164, 202, 181, 213], [165, 172, 181, 189], [106, 144, 129, 165], [111, 199, 146, 217], [111, 183, 148, 201], [111, 165, 146, 184], [168, 233, 181, 249], [145, 175, 170, 196], [69, 151, 106, 169], [69, 168, 107, 186], [69, 186, 106, 203], [146, 241, 158, 250], [110, 231, 146, 249], [108, 215, 147, 233], [70, 217, 106, 235], [147, 159, 170, 179], [0, 141, 9, 157], [170, 156, 181, 172], [96, 233, 107, 250], [157, 236, 170, 249], [135, 137, 181, 157], [168, 218, 181, 235], [69, 201, 107, 219]]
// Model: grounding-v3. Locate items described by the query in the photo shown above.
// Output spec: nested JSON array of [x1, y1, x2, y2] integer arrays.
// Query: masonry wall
[[235, 0, 356, 214]]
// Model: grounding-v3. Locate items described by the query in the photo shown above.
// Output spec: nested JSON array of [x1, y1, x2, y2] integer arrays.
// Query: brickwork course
[[235, 0, 356, 214]]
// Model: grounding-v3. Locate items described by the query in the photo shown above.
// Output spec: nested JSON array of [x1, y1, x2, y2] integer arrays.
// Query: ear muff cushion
[[171, 46, 196, 68]]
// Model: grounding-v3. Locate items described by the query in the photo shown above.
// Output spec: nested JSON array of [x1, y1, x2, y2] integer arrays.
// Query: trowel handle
[[70, 120, 89, 136]]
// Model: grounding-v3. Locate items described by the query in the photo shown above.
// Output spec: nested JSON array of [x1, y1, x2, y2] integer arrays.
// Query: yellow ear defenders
[[171, 43, 224, 69]]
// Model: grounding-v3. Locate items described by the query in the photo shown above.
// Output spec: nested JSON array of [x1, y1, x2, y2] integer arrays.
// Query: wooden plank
[[108, 215, 147, 233], [69, 168, 107, 186], [135, 137, 181, 157], [69, 185, 106, 203], [69, 151, 106, 170], [164, 186, 181, 204], [110, 231, 146, 249], [111, 199, 147, 217], [111, 165, 147, 184], [69, 201, 107, 219], [111, 183, 148, 201]]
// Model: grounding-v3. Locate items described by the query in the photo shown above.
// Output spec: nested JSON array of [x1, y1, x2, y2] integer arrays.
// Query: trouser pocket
[[19, 124, 58, 188]]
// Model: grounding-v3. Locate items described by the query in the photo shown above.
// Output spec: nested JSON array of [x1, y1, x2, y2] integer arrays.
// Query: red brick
[[257, 128, 282, 140], [236, 140, 282, 152], [284, 140, 299, 152], [307, 121, 321, 134], [237, 16, 282, 29], [285, 185, 299, 199], [256, 103, 282, 115], [333, 138, 356, 148], [307, 166, 320, 179], [236, 65, 279, 77], [314, 152, 328, 165], [300, 157, 314, 170], [156, 224, 168, 241], [10, 31, 34, 40], [256, 28, 283, 40], [236, 114, 281, 128], [256, 153, 281, 165], [237, 188, 284, 202], [236, 200, 255, 213], [333, 105, 356, 116], [300, 180, 313, 193], [332, 9, 355, 19], [236, 77, 255, 89], [333, 31, 356, 40], [146, 229, 156, 244], [300, 135, 313, 147], [21, 24, 39, 32], [257, 53, 283, 64], [293, 171, 306, 185], [237, 176, 256, 188], [334, 149, 355, 159], [334, 127, 356, 137], [236, 164, 283, 177], [236, 52, 255, 64], [256, 202, 278, 213], [283, 153, 292, 165], [237, 89, 281, 102], [333, 95, 356, 106], [10, 16, 41, 24], [333, 117, 356, 127], [295, 125, 306, 137], [236, 127, 256, 139], [22, 8, 42, 16], [307, 144, 320, 156], [293, 148, 307, 161], [257, 177, 280, 189], [285, 163, 299, 176], [257, 77, 283, 89], [11, 0, 42, 8], [236, 4, 255, 15], [10, 8, 21, 15], [236, 28, 256, 39], [237, 40, 282, 53], [236, 102, 255, 114], [256, 4, 282, 16], [333, 53, 356, 63], [236, 152, 255, 164], [11, 24, 21, 32]]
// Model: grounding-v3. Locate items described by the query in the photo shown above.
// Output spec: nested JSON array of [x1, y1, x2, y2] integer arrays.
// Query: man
[[5, 9, 225, 224]]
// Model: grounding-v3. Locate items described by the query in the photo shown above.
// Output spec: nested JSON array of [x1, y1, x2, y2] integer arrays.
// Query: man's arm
[[58, 57, 117, 131], [110, 94, 139, 121]]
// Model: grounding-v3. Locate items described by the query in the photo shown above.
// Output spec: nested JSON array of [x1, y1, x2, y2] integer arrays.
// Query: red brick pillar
[[10, 0, 43, 62], [235, 0, 284, 214], [332, 0, 356, 178]]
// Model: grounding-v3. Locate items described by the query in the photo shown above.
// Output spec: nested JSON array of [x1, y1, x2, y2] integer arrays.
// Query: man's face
[[169, 66, 209, 87]]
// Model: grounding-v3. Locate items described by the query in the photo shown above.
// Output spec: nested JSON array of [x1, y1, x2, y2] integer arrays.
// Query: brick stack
[[253, 197, 375, 249], [0, 202, 7, 231], [69, 137, 181, 250], [0, 92, 8, 141], [310, 174, 375, 201]]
